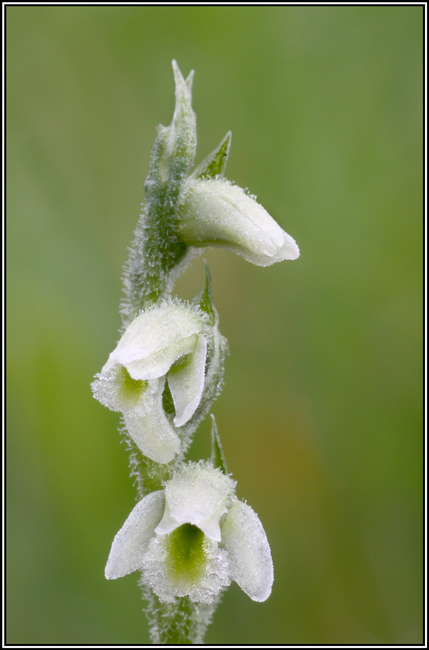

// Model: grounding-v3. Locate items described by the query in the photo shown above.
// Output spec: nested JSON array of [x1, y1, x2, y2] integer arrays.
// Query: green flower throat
[[165, 524, 208, 585]]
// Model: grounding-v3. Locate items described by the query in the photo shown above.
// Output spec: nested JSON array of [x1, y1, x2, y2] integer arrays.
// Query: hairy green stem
[[140, 580, 219, 645]]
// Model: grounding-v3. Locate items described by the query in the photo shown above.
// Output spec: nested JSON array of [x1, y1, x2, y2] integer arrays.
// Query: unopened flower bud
[[179, 178, 300, 266]]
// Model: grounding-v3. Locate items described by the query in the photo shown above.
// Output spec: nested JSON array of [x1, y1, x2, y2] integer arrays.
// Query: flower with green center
[[105, 462, 274, 604], [91, 301, 213, 464]]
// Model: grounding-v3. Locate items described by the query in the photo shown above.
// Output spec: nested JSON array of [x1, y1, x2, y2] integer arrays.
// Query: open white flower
[[179, 178, 300, 266], [91, 302, 210, 464], [105, 462, 274, 604]]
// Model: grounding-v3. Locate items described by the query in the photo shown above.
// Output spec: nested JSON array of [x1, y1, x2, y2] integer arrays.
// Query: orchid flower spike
[[105, 462, 274, 604], [92, 301, 218, 464]]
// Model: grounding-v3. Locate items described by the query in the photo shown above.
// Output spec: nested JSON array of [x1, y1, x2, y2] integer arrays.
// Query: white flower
[[179, 178, 300, 266], [91, 302, 211, 464], [105, 463, 274, 604]]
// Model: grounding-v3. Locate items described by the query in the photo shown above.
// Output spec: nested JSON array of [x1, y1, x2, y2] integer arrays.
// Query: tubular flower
[[179, 178, 300, 266], [91, 302, 213, 464], [105, 462, 274, 604]]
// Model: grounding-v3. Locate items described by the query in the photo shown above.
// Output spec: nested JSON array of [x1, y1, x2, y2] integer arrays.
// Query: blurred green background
[[6, 6, 423, 645]]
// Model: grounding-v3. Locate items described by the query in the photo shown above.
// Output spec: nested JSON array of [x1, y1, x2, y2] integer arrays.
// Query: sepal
[[221, 499, 274, 602], [176, 270, 228, 451], [105, 490, 165, 580]]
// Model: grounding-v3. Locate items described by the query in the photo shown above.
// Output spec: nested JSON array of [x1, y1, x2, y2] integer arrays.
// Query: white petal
[[91, 368, 124, 412], [155, 498, 223, 543], [124, 377, 180, 464], [124, 334, 198, 381], [153, 500, 179, 536], [104, 303, 204, 380], [169, 335, 207, 427], [197, 510, 224, 542], [156, 463, 235, 541], [221, 499, 274, 602], [105, 490, 165, 580], [180, 179, 300, 266]]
